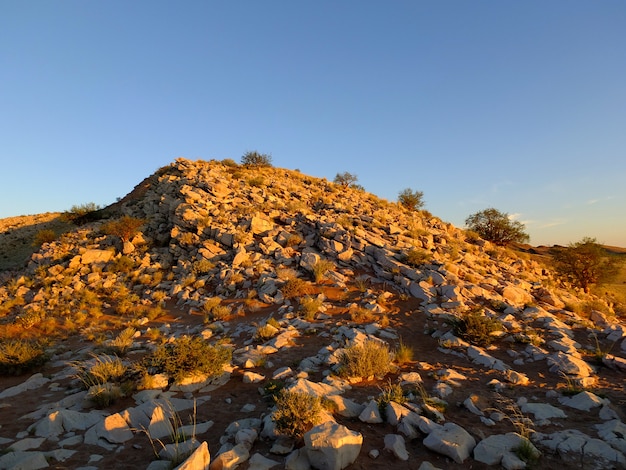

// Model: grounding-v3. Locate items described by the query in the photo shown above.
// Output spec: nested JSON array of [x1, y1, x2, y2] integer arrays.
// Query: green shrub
[[272, 389, 323, 439], [376, 381, 407, 416], [256, 323, 279, 341], [221, 158, 238, 167], [338, 340, 393, 379], [144, 336, 232, 382], [452, 308, 502, 346], [299, 295, 324, 321], [61, 202, 101, 224], [398, 188, 425, 211], [0, 339, 48, 375], [102, 215, 145, 242]]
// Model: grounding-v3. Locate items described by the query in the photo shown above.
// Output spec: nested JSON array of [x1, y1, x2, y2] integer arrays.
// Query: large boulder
[[304, 422, 362, 470], [473, 433, 540, 468]]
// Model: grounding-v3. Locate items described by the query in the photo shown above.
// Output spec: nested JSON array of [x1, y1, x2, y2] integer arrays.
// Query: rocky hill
[[0, 157, 625, 470]]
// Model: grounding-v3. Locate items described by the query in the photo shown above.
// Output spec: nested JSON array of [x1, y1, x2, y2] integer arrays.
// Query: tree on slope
[[333, 172, 359, 188], [552, 237, 623, 293], [398, 188, 425, 211], [465, 208, 529, 246], [241, 151, 272, 167]]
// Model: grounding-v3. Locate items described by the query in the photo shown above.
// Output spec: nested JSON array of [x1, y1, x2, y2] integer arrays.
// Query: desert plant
[[256, 323, 279, 341], [281, 277, 311, 299], [107, 327, 137, 355], [349, 306, 375, 323], [0, 339, 48, 375], [241, 151, 272, 167], [192, 259, 215, 276], [465, 208, 529, 246], [552, 237, 624, 293], [404, 248, 430, 267], [299, 295, 324, 320], [102, 215, 145, 243], [394, 340, 414, 365], [221, 158, 238, 167], [32, 229, 57, 247], [144, 335, 232, 382], [248, 176, 266, 187], [311, 259, 334, 282], [333, 171, 358, 188], [60, 202, 101, 224], [398, 188, 425, 211], [272, 389, 323, 439], [452, 307, 502, 346], [338, 340, 393, 379]]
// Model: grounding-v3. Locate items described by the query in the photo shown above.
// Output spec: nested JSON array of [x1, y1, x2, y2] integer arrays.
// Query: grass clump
[[0, 339, 49, 375], [338, 340, 393, 380], [256, 323, 279, 341], [376, 381, 407, 416], [311, 259, 335, 282], [32, 229, 57, 247], [281, 277, 311, 299], [144, 335, 232, 382], [452, 307, 502, 346], [404, 248, 431, 267], [299, 295, 324, 320], [72, 354, 130, 407], [272, 389, 323, 440], [102, 215, 145, 242], [394, 340, 414, 365]]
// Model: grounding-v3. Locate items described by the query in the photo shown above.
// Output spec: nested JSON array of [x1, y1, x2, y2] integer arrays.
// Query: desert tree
[[241, 151, 272, 167], [398, 188, 425, 211], [552, 237, 623, 293], [333, 172, 359, 188], [465, 208, 529, 246]]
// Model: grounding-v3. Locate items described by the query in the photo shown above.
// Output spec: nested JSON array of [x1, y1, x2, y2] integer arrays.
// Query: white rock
[[242, 371, 265, 384], [304, 422, 363, 470], [209, 443, 250, 470], [0, 373, 50, 399], [473, 432, 539, 466], [520, 402, 567, 421], [247, 453, 280, 470], [384, 434, 409, 460], [0, 451, 49, 470], [358, 400, 383, 424], [284, 448, 310, 470], [558, 391, 606, 411], [174, 441, 210, 470], [422, 422, 476, 463]]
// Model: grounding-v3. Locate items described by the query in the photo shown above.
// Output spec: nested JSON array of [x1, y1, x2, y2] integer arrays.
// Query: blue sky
[[2, 1, 625, 247]]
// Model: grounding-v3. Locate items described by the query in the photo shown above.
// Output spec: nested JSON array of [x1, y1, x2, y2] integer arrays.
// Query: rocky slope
[[0, 157, 625, 470]]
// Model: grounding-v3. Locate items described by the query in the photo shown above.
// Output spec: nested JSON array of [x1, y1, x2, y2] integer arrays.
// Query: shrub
[[0, 339, 48, 375], [221, 158, 238, 167], [107, 327, 137, 355], [452, 308, 502, 346], [102, 215, 145, 243], [248, 176, 266, 187], [281, 278, 311, 299], [241, 151, 272, 167], [109, 255, 135, 273], [272, 389, 323, 439], [192, 259, 215, 276], [338, 340, 393, 379], [256, 323, 279, 341], [398, 188, 425, 211], [376, 381, 407, 416], [299, 295, 324, 320], [32, 229, 57, 247], [312, 259, 335, 282], [61, 202, 101, 224], [405, 248, 430, 267], [144, 336, 232, 382]]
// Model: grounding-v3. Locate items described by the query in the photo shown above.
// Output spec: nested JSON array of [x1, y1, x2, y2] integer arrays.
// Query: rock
[[501, 285, 533, 306], [559, 391, 607, 411], [422, 422, 476, 463], [242, 371, 265, 384], [209, 443, 250, 470], [100, 413, 134, 443], [247, 453, 280, 470], [520, 402, 567, 422], [80, 249, 114, 265], [284, 448, 310, 470], [324, 395, 365, 418], [160, 438, 201, 462], [473, 432, 539, 467], [547, 351, 593, 378], [0, 451, 49, 470], [148, 405, 173, 440], [596, 420, 626, 454], [174, 441, 210, 470], [384, 434, 409, 460], [10, 437, 46, 452], [417, 463, 443, 470], [304, 422, 363, 470], [538, 429, 626, 468], [0, 373, 50, 400], [358, 400, 383, 424], [385, 401, 411, 426]]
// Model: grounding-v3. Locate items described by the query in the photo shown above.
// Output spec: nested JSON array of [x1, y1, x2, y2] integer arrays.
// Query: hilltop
[[0, 158, 625, 470]]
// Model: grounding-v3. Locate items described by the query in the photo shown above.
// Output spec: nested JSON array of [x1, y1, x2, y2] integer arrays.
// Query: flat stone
[[0, 451, 49, 470], [305, 422, 363, 470], [558, 391, 606, 411], [174, 441, 210, 470], [384, 434, 409, 460], [423, 422, 476, 463]]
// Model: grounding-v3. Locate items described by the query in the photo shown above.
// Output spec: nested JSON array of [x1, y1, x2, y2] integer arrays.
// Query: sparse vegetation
[[452, 307, 502, 346], [311, 258, 334, 282], [102, 215, 145, 243], [404, 248, 430, 267], [333, 171, 358, 188], [338, 340, 393, 379], [143, 335, 232, 382], [32, 229, 58, 247], [281, 277, 311, 299], [0, 338, 48, 375], [299, 295, 324, 320], [272, 389, 323, 439], [398, 188, 425, 211], [394, 339, 414, 365], [60, 202, 101, 224]]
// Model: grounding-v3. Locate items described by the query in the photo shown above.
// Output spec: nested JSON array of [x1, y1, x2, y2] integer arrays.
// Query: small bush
[[452, 308, 502, 346], [376, 381, 407, 416], [61, 202, 101, 224], [248, 176, 266, 187], [144, 336, 232, 382], [281, 278, 311, 299], [192, 259, 215, 276], [398, 188, 425, 211], [338, 340, 393, 379], [0, 339, 48, 375], [32, 229, 57, 247], [221, 158, 238, 167], [272, 389, 323, 439], [102, 215, 145, 243], [405, 248, 430, 267], [299, 295, 324, 320], [109, 255, 135, 273], [256, 324, 279, 341], [107, 327, 137, 355]]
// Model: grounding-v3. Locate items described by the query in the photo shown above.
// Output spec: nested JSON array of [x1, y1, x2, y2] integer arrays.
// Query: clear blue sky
[[2, 1, 625, 247]]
